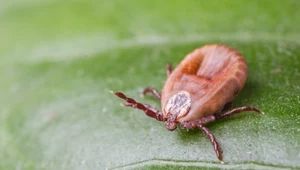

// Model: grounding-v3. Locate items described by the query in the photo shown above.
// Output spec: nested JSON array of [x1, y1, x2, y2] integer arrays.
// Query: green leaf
[[0, 0, 299, 169]]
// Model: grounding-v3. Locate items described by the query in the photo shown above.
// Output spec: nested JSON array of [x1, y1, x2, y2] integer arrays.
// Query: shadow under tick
[[234, 79, 264, 106], [177, 126, 201, 144]]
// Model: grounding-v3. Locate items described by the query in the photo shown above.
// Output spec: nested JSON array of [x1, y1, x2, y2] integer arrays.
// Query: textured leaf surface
[[0, 1, 299, 170]]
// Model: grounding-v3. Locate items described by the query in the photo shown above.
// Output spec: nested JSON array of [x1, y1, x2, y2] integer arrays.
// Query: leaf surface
[[0, 1, 299, 169]]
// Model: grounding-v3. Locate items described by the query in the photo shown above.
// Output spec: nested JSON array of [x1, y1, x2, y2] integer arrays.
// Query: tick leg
[[142, 87, 161, 100], [198, 125, 223, 163], [217, 106, 262, 120], [124, 103, 161, 117], [113, 92, 164, 121], [180, 116, 223, 162], [181, 115, 216, 129], [180, 120, 223, 163], [167, 63, 172, 77]]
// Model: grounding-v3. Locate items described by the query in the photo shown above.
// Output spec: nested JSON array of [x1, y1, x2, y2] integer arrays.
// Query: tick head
[[164, 91, 191, 130], [165, 114, 177, 131]]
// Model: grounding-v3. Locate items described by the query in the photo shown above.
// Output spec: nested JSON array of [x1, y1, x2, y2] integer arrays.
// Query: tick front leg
[[113, 91, 164, 121], [167, 63, 173, 77], [142, 87, 161, 100], [199, 125, 223, 163], [217, 106, 262, 120], [124, 103, 162, 118], [181, 120, 223, 163]]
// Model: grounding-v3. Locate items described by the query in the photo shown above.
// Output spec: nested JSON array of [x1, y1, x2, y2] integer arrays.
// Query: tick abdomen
[[161, 45, 248, 122]]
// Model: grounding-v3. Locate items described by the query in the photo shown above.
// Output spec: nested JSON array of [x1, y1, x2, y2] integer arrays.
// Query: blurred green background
[[0, 0, 299, 169]]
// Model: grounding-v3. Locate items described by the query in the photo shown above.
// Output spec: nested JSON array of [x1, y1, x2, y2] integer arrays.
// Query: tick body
[[113, 44, 262, 163]]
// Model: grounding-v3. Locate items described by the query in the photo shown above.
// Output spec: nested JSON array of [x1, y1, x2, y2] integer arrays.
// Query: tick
[[112, 44, 262, 163]]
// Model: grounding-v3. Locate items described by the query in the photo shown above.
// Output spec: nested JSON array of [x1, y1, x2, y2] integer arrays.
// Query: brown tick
[[112, 44, 262, 163]]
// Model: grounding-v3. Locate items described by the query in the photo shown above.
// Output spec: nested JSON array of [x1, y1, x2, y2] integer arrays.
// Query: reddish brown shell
[[161, 44, 248, 122]]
